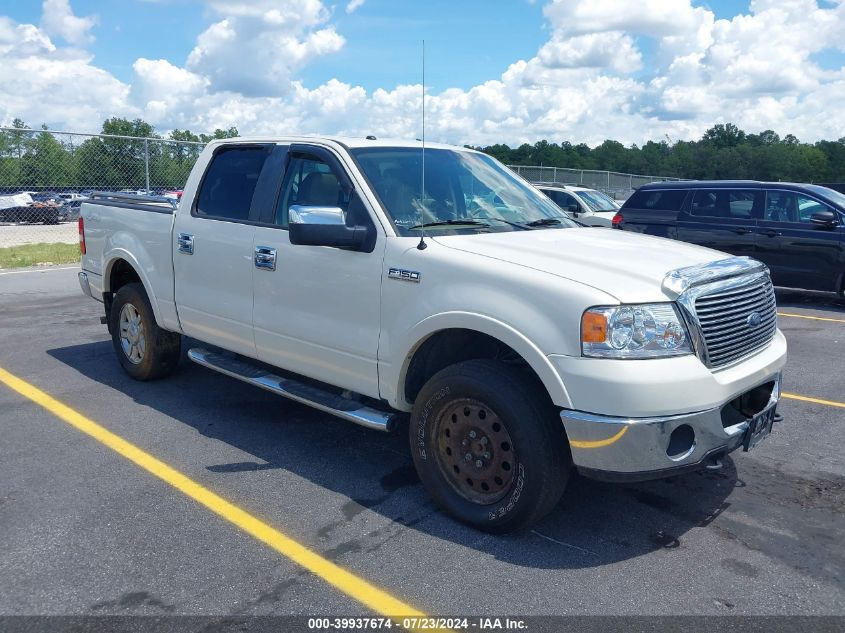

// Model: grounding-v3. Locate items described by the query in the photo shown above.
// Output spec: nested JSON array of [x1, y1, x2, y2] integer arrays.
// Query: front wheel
[[110, 283, 181, 381], [409, 359, 571, 533]]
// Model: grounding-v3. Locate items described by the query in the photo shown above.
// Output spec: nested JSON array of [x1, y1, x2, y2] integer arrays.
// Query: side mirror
[[566, 203, 580, 215], [810, 210, 840, 228], [288, 205, 371, 250]]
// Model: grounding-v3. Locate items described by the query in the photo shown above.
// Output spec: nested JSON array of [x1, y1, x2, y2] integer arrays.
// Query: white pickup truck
[[78, 137, 786, 532]]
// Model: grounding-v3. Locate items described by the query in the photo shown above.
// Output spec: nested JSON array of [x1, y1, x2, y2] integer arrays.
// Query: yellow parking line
[[0, 365, 424, 619], [782, 392, 845, 409], [778, 312, 845, 324]]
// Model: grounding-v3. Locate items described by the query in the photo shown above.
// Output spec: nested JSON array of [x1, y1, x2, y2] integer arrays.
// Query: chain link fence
[[0, 126, 680, 250], [507, 165, 680, 201], [0, 127, 205, 248]]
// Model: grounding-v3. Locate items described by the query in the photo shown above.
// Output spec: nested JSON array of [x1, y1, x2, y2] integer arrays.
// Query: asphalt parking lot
[[0, 266, 842, 623]]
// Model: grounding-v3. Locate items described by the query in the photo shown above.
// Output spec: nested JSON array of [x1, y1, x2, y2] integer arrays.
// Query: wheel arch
[[391, 313, 573, 411], [102, 250, 164, 327]]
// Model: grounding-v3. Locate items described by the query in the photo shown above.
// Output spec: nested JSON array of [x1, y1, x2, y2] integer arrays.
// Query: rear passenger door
[[755, 190, 842, 291], [677, 189, 760, 257], [173, 144, 274, 356]]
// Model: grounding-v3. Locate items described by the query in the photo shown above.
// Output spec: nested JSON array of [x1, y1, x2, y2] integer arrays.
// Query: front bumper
[[561, 373, 781, 482]]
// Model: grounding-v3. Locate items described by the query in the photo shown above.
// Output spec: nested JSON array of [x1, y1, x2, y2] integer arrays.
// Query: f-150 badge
[[388, 268, 421, 283]]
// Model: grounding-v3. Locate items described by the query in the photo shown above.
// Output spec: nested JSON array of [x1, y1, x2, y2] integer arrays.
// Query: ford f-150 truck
[[78, 137, 786, 532]]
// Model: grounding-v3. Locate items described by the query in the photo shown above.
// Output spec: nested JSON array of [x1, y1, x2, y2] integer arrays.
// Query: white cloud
[[1, 0, 845, 148], [40, 0, 97, 45], [346, 0, 365, 13], [538, 32, 642, 73], [185, 0, 344, 96]]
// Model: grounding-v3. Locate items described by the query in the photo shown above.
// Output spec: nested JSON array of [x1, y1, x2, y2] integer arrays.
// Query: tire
[[409, 359, 571, 533], [110, 282, 181, 381]]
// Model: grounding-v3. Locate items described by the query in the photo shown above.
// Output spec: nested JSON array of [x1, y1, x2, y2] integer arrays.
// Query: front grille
[[694, 276, 777, 368]]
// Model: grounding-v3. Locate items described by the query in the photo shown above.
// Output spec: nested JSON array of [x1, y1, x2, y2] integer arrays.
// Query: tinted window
[[275, 155, 350, 228], [551, 190, 578, 208], [625, 188, 687, 211], [196, 146, 271, 221], [690, 189, 759, 219]]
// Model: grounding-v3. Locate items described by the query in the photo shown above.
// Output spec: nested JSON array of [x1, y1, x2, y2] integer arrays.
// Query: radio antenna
[[417, 39, 428, 250]]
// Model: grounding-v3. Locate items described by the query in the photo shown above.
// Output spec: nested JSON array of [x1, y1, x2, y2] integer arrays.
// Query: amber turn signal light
[[581, 312, 608, 343]]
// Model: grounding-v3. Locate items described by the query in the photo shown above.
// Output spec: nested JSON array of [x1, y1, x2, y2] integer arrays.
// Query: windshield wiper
[[524, 218, 563, 227], [408, 219, 490, 229]]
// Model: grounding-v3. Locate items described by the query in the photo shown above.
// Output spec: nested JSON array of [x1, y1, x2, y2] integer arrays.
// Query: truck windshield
[[350, 147, 577, 235]]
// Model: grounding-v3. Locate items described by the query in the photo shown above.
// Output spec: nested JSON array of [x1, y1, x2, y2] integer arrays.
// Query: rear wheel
[[110, 283, 181, 380], [409, 359, 570, 533]]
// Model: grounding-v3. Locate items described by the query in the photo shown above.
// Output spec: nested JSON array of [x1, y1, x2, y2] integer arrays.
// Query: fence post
[[606, 171, 610, 191], [553, 167, 557, 183], [144, 138, 150, 193]]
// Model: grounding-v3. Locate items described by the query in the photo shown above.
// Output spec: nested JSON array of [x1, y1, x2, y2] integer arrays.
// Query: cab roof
[[207, 135, 469, 152]]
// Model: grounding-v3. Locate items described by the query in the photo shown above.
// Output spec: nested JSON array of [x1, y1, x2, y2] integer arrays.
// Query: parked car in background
[[534, 183, 621, 226], [0, 191, 60, 224], [613, 181, 845, 298]]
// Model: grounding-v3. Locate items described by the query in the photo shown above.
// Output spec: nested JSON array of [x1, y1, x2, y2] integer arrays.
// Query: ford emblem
[[746, 311, 763, 327]]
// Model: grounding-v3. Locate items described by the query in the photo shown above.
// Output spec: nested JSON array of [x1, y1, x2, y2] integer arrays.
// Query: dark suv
[[614, 181, 845, 297]]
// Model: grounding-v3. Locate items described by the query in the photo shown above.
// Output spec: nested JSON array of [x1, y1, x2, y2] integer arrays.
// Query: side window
[[555, 191, 578, 209], [195, 146, 271, 221], [275, 155, 350, 228], [691, 189, 759, 219], [797, 194, 831, 223], [626, 189, 687, 211], [690, 190, 722, 217], [764, 191, 800, 223]]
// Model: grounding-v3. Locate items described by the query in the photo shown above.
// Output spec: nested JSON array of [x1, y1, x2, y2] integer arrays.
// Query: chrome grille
[[694, 276, 777, 368]]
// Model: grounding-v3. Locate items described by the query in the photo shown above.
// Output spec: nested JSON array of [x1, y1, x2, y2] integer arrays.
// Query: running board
[[187, 347, 395, 432]]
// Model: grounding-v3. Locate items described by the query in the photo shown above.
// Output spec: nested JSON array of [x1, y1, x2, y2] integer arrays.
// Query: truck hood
[[432, 228, 724, 303]]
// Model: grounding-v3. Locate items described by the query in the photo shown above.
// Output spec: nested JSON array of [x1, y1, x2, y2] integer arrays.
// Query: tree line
[[0, 118, 238, 191], [2, 118, 844, 192], [471, 123, 845, 183]]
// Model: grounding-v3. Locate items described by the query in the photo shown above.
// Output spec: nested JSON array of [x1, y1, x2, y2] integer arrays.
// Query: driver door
[[251, 144, 385, 399]]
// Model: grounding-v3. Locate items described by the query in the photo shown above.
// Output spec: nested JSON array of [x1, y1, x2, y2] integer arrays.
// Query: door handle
[[762, 229, 781, 238], [254, 246, 277, 271], [732, 228, 752, 235], [177, 233, 194, 254]]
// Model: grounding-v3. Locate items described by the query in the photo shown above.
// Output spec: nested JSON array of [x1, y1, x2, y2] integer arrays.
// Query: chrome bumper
[[561, 374, 781, 482], [78, 271, 93, 299]]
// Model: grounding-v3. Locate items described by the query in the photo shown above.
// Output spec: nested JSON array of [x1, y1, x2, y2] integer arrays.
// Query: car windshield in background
[[350, 147, 577, 235], [577, 189, 620, 212]]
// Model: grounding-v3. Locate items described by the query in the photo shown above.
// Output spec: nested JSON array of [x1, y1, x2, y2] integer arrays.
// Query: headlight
[[581, 303, 692, 358]]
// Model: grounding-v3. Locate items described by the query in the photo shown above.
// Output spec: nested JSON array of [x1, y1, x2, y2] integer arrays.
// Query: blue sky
[[0, 0, 768, 91], [0, 1, 843, 145]]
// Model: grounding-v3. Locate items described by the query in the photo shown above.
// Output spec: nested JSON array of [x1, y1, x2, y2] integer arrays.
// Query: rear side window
[[625, 189, 687, 211], [196, 146, 272, 221], [690, 189, 760, 219]]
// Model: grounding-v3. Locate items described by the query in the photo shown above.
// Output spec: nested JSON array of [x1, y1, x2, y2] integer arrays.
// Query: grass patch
[[0, 243, 80, 269]]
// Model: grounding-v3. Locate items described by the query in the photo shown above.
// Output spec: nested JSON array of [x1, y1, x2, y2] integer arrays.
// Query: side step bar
[[187, 347, 396, 432]]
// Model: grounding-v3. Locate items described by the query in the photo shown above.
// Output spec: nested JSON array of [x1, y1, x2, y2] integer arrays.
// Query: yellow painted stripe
[[569, 426, 628, 449], [782, 392, 845, 409], [0, 365, 424, 619], [778, 312, 845, 324]]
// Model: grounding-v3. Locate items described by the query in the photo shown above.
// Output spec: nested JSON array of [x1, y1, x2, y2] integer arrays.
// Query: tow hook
[[704, 454, 724, 470]]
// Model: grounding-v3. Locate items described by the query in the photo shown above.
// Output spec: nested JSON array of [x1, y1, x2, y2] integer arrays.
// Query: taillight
[[79, 217, 86, 254], [611, 212, 623, 228]]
